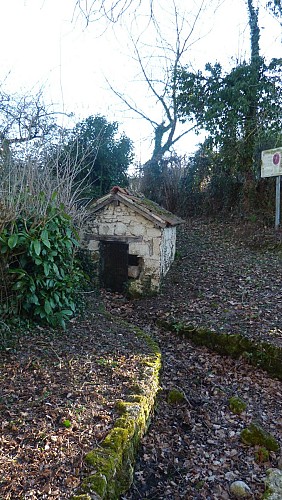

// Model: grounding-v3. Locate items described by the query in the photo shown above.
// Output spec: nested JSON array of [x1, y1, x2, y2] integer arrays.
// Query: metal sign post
[[275, 175, 281, 230], [261, 148, 282, 230]]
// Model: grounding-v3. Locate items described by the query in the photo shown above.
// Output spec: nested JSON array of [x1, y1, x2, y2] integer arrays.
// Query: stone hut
[[80, 186, 184, 295]]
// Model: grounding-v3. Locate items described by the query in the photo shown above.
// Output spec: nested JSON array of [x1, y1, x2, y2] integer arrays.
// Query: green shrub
[[229, 396, 247, 415], [167, 388, 186, 405], [0, 202, 86, 328], [254, 446, 270, 463]]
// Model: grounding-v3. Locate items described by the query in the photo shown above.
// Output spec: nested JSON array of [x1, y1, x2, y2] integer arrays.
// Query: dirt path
[[119, 218, 282, 346], [122, 327, 281, 499], [104, 218, 282, 499]]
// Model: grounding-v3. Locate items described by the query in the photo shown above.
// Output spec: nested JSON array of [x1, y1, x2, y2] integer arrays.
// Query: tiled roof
[[88, 186, 184, 228]]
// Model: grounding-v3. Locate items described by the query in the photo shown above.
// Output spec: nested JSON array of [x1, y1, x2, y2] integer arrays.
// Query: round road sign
[[273, 153, 280, 165]]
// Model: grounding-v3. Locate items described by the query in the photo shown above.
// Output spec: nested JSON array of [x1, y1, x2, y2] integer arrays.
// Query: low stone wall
[[157, 319, 282, 381], [72, 324, 161, 500]]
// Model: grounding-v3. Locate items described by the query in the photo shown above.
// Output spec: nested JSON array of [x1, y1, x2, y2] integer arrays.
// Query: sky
[[0, 0, 281, 164]]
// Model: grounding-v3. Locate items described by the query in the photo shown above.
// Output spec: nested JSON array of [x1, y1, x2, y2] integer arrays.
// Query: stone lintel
[[84, 234, 143, 243]]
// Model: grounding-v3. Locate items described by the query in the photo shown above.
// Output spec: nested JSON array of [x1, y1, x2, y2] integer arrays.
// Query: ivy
[[0, 203, 86, 328]]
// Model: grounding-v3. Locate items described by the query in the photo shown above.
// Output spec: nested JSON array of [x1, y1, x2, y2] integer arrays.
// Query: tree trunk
[[239, 0, 262, 210]]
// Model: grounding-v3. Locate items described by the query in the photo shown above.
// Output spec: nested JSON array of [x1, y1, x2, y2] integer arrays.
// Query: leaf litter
[[106, 218, 282, 499], [1, 217, 282, 499], [0, 306, 154, 499]]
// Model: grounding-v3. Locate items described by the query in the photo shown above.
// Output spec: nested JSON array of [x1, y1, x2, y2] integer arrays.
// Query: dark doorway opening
[[128, 254, 139, 266], [99, 241, 129, 292]]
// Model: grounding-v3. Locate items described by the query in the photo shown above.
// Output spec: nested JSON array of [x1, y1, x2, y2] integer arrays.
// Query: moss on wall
[[72, 323, 161, 500], [157, 319, 282, 380], [240, 422, 280, 452]]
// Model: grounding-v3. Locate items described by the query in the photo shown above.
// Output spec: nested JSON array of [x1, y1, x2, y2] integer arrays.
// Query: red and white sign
[[261, 148, 282, 178]]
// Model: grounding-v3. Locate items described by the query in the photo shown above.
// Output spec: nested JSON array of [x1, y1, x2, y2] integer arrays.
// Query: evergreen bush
[[0, 201, 86, 328]]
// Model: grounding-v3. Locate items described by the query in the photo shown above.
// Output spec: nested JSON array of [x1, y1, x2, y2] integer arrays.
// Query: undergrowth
[[0, 200, 88, 330]]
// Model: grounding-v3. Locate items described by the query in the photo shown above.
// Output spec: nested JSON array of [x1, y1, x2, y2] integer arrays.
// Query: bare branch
[[0, 136, 99, 232], [0, 90, 67, 154], [103, 1, 210, 164], [105, 77, 160, 127], [74, 0, 153, 24]]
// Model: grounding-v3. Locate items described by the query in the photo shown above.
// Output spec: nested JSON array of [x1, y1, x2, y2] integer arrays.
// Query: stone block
[[114, 222, 128, 235], [88, 240, 99, 251], [130, 243, 150, 256], [129, 223, 146, 236], [128, 265, 140, 278], [153, 239, 161, 255], [146, 228, 161, 238]]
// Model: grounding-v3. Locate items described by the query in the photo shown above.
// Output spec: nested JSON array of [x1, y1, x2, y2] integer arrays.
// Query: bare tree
[[74, 0, 154, 24], [0, 88, 63, 164], [106, 1, 210, 168], [0, 135, 98, 234], [73, 0, 225, 166], [72, 0, 224, 205], [266, 0, 282, 18]]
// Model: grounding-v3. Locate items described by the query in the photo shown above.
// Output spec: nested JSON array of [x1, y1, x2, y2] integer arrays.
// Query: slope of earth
[[102, 218, 282, 499], [117, 218, 282, 347], [120, 327, 282, 499], [0, 302, 156, 499]]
